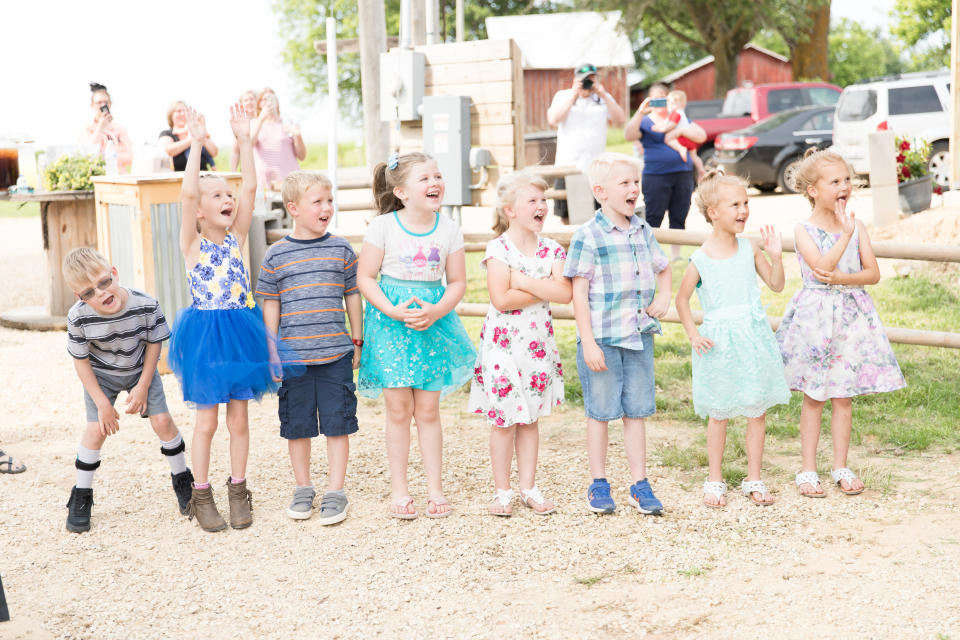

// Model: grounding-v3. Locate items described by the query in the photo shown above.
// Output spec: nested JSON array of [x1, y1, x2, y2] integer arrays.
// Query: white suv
[[831, 71, 951, 187]]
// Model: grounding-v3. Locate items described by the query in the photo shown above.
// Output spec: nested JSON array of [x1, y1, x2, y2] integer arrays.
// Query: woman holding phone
[[625, 83, 706, 259], [250, 88, 306, 191], [81, 82, 133, 174]]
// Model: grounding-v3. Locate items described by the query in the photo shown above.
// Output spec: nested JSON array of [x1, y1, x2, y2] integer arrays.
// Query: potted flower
[[896, 136, 933, 214]]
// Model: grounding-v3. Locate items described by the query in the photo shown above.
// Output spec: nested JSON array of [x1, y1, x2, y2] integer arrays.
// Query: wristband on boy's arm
[[352, 338, 363, 347]]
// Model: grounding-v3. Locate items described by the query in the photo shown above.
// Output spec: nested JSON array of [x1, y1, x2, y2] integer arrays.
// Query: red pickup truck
[[695, 82, 842, 165]]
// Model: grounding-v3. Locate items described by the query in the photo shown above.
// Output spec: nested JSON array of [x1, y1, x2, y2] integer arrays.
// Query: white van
[[831, 71, 951, 187]]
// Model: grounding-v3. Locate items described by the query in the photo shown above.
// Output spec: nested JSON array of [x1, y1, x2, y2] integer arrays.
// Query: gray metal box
[[379, 49, 425, 122], [422, 95, 471, 206]]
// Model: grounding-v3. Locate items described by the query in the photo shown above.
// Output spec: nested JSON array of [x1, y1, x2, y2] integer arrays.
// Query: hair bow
[[387, 152, 399, 171]]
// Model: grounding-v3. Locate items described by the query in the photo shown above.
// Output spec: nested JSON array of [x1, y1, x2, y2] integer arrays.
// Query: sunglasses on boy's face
[[78, 273, 114, 301]]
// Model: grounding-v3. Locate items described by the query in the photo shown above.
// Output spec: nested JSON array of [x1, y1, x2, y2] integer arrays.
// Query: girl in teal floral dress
[[168, 104, 300, 532], [776, 149, 905, 499], [676, 170, 790, 508], [356, 152, 476, 519], [468, 171, 571, 517]]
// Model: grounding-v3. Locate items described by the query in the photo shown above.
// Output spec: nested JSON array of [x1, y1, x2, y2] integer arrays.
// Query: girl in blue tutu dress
[[777, 149, 905, 499], [675, 170, 791, 508], [356, 151, 476, 519], [168, 104, 300, 532]]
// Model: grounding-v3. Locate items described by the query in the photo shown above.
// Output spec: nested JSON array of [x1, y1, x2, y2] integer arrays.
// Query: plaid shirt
[[563, 210, 669, 350]]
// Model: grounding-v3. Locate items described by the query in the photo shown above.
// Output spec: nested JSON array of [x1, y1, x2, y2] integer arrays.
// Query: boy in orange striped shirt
[[256, 171, 362, 524]]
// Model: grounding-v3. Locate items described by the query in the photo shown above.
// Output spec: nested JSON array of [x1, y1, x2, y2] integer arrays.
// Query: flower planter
[[898, 175, 933, 215]]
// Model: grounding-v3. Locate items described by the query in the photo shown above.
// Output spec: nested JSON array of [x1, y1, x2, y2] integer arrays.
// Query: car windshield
[[722, 89, 752, 116], [745, 109, 803, 133], [837, 89, 877, 121]]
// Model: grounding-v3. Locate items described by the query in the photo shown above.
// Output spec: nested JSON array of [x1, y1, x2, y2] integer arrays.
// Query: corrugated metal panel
[[107, 205, 135, 289], [150, 203, 190, 323]]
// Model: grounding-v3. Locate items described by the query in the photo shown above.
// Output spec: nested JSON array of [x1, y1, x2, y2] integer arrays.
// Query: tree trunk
[[791, 2, 831, 80], [712, 48, 740, 98], [357, 0, 391, 170]]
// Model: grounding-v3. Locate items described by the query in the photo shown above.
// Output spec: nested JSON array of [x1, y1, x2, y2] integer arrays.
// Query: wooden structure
[[631, 44, 793, 109], [0, 191, 97, 330], [394, 39, 525, 207], [485, 11, 634, 134], [92, 173, 242, 369]]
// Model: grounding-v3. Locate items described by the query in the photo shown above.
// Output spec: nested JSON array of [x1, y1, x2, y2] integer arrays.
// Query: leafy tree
[[273, 0, 560, 120], [585, 0, 827, 97], [890, 0, 951, 70], [829, 18, 905, 87], [632, 19, 708, 85]]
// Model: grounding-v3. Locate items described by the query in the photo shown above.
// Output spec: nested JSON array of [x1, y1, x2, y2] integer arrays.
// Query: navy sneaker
[[171, 468, 195, 515], [627, 478, 663, 515], [66, 486, 94, 533], [586, 479, 616, 514]]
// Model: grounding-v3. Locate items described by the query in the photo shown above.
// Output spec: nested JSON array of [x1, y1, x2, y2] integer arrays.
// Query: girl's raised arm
[[753, 225, 785, 292], [229, 103, 257, 245], [179, 106, 205, 256]]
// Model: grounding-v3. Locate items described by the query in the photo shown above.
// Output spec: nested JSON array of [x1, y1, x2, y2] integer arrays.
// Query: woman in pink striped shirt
[[250, 88, 306, 191]]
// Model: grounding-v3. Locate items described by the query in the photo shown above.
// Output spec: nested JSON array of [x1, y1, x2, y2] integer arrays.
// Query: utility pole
[[951, 0, 959, 187], [357, 0, 390, 170]]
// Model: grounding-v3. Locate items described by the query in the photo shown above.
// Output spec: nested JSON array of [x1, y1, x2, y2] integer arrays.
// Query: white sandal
[[488, 488, 514, 516], [519, 486, 556, 515], [741, 479, 775, 506], [795, 470, 826, 498], [830, 468, 865, 495], [702, 481, 727, 508]]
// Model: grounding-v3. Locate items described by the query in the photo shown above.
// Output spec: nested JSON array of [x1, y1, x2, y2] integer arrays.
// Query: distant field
[[213, 142, 365, 173]]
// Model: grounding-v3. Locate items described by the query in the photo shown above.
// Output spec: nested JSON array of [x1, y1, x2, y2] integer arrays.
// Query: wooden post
[[868, 131, 900, 226], [455, 0, 464, 42], [357, 0, 390, 170], [411, 0, 427, 46], [951, 0, 959, 187]]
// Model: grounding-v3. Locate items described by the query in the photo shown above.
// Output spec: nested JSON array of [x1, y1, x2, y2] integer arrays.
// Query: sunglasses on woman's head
[[78, 273, 114, 301]]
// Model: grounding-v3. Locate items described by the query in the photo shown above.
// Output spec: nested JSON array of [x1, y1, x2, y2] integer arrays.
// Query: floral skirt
[[357, 277, 476, 399]]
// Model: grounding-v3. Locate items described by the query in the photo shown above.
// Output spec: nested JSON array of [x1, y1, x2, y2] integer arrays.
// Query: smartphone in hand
[[649, 97, 667, 108]]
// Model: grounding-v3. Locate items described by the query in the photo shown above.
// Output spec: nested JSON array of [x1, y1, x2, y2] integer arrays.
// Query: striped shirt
[[563, 210, 669, 350], [255, 234, 358, 364], [67, 289, 170, 374]]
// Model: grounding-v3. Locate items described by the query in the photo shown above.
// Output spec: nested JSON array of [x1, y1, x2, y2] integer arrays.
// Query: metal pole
[[455, 0, 464, 42], [426, 0, 439, 45], [399, 0, 411, 49], [326, 17, 340, 227]]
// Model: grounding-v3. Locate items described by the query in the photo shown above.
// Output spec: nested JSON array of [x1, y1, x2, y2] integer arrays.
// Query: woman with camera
[[547, 63, 626, 223], [81, 82, 133, 174], [625, 83, 706, 260]]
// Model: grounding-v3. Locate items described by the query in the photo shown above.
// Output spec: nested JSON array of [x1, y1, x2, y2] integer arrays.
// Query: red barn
[[631, 44, 792, 109]]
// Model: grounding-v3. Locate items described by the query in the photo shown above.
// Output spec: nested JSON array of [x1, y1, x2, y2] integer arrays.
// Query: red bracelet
[[352, 338, 363, 347]]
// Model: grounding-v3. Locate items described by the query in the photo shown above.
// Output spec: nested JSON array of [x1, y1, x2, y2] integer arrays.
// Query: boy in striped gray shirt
[[257, 171, 362, 524], [62, 248, 193, 532]]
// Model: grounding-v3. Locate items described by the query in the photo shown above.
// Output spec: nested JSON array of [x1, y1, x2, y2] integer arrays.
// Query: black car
[[715, 106, 834, 193]]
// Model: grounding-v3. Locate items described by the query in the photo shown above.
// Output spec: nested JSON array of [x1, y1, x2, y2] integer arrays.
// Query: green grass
[[213, 142, 365, 174], [0, 200, 39, 218], [468, 247, 960, 456]]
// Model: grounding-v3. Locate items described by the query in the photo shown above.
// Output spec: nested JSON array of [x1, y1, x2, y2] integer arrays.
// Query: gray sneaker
[[317, 491, 349, 525], [286, 486, 316, 520]]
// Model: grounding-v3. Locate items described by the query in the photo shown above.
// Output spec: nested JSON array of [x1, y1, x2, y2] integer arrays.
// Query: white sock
[[75, 446, 100, 489], [160, 433, 188, 475]]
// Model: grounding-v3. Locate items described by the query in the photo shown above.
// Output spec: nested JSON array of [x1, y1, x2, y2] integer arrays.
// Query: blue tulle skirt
[[168, 305, 304, 407], [357, 277, 476, 399]]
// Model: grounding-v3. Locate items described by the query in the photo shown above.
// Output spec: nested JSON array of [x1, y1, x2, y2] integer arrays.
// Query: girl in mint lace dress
[[676, 170, 790, 508], [776, 149, 905, 500]]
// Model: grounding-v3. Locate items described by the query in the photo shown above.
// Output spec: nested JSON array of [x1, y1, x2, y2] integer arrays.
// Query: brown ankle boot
[[226, 477, 253, 529], [186, 485, 226, 532]]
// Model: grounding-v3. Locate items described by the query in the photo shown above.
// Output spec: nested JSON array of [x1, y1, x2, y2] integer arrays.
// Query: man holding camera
[[547, 63, 626, 222]]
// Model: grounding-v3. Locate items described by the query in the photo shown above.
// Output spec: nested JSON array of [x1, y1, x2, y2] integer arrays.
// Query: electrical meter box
[[422, 95, 472, 206], [379, 49, 425, 122]]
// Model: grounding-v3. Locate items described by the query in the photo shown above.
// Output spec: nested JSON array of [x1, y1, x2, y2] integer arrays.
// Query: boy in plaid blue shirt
[[563, 152, 672, 515]]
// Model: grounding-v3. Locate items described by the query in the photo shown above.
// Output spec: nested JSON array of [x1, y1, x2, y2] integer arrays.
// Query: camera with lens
[[581, 77, 594, 91]]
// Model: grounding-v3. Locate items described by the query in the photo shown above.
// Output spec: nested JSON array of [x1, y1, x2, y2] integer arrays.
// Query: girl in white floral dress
[[468, 172, 571, 517], [776, 149, 905, 499]]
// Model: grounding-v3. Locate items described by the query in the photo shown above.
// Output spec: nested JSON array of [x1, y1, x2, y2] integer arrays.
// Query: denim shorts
[[278, 354, 359, 439], [576, 334, 656, 422], [83, 368, 169, 422]]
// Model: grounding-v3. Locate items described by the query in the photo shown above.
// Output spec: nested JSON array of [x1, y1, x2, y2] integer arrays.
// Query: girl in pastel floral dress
[[776, 149, 905, 499], [169, 104, 300, 532], [468, 172, 571, 517], [356, 152, 476, 519]]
